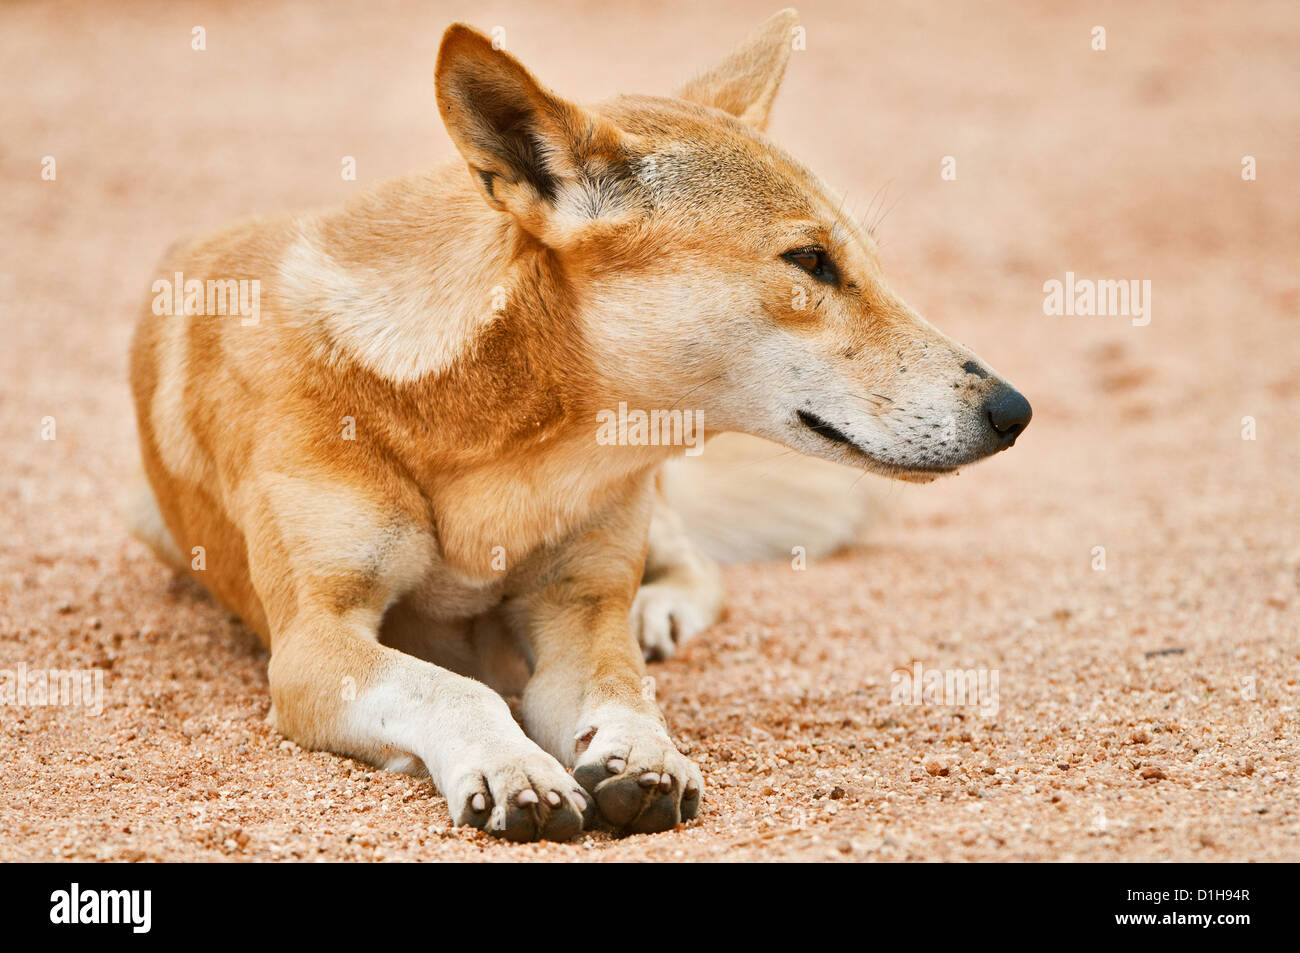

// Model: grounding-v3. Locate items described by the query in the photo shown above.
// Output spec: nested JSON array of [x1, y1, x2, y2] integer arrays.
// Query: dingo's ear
[[436, 24, 631, 233], [677, 8, 799, 131]]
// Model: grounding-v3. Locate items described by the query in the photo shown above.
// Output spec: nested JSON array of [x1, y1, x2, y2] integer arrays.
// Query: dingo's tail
[[121, 467, 186, 571], [660, 434, 885, 564]]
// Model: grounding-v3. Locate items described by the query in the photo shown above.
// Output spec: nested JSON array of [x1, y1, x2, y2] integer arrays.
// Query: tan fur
[[126, 9, 1028, 840]]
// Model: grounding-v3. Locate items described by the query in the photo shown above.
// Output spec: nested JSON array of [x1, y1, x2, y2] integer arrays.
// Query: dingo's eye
[[782, 246, 837, 285]]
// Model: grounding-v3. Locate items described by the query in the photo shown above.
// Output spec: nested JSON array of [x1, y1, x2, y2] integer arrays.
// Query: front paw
[[571, 707, 703, 834], [446, 743, 589, 842]]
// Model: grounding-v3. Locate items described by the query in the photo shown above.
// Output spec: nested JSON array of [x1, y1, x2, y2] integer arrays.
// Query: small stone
[[1140, 766, 1166, 781]]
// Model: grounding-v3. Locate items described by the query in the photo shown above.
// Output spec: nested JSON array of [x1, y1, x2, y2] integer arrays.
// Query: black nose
[[984, 384, 1032, 446]]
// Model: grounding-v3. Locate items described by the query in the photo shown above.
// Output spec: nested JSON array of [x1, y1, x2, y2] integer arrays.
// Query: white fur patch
[[150, 313, 212, 487], [277, 227, 503, 384]]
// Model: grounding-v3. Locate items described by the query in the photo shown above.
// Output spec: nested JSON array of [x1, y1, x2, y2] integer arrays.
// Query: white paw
[[572, 704, 703, 834], [444, 741, 590, 841], [631, 582, 712, 661]]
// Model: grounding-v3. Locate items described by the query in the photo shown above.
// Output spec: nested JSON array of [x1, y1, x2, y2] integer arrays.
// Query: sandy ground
[[2, 0, 1298, 862]]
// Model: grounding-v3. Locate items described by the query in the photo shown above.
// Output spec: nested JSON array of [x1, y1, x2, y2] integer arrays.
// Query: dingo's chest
[[402, 556, 512, 622]]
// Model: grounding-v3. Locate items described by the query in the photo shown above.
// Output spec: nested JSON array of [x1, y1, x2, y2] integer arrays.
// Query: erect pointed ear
[[435, 24, 631, 233], [676, 8, 799, 131]]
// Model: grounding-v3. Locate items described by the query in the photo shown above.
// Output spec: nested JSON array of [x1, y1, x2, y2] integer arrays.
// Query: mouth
[[795, 409, 959, 481], [796, 409, 856, 447]]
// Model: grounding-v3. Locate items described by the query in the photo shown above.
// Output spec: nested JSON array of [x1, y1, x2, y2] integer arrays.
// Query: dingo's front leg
[[247, 482, 587, 842], [514, 485, 704, 834]]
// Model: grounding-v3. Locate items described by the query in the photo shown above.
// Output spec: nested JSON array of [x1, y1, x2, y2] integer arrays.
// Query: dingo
[[128, 9, 1031, 840]]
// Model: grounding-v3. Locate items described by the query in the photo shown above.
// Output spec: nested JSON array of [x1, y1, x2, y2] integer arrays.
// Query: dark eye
[[781, 246, 838, 285]]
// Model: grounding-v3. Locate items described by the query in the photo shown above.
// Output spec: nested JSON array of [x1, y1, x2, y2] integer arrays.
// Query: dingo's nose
[[984, 384, 1032, 446]]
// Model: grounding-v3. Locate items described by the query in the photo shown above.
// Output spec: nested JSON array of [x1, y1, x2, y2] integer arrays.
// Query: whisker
[[849, 392, 895, 409], [870, 186, 906, 238], [859, 180, 892, 238], [712, 445, 803, 473], [666, 374, 723, 411]]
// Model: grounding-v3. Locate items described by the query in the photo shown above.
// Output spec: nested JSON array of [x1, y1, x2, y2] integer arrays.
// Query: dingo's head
[[435, 9, 1030, 480]]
